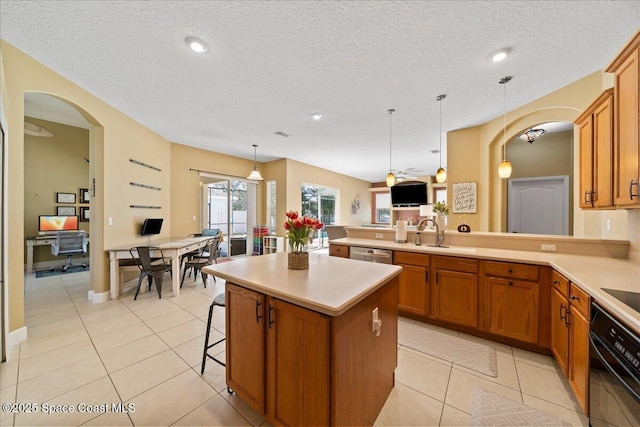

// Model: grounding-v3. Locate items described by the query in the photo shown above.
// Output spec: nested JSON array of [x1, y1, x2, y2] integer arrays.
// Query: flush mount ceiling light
[[24, 121, 55, 137], [498, 76, 513, 179], [185, 37, 208, 53], [386, 108, 396, 187], [518, 128, 546, 143], [312, 113, 322, 120], [490, 48, 510, 62], [247, 144, 264, 181], [435, 94, 447, 183]]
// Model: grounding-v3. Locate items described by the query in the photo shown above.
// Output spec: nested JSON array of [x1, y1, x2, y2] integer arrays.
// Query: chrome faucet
[[416, 218, 445, 247]]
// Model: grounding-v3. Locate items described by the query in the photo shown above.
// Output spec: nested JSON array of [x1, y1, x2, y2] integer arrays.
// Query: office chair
[[50, 231, 88, 271], [129, 246, 172, 300], [181, 237, 220, 288]]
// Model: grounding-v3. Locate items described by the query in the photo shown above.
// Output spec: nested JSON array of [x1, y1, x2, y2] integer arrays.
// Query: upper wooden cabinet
[[606, 30, 640, 207], [575, 89, 614, 209]]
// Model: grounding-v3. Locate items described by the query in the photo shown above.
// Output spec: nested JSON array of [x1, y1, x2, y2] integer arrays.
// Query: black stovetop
[[602, 288, 640, 313]]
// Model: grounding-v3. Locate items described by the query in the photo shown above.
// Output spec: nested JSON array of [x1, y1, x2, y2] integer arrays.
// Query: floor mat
[[398, 321, 497, 377], [471, 387, 571, 426], [35, 265, 89, 278]]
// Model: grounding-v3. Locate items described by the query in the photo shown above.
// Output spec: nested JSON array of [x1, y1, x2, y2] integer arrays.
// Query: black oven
[[588, 302, 640, 426]]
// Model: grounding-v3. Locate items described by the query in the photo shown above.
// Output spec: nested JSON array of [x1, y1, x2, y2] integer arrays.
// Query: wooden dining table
[[107, 236, 211, 299]]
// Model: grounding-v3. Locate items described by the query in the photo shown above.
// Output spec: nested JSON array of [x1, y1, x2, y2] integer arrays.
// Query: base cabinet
[[485, 278, 539, 343], [550, 274, 570, 376], [394, 251, 430, 318], [226, 278, 398, 426], [432, 256, 479, 328]]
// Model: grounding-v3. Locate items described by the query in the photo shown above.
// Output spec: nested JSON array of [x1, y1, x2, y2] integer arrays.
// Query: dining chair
[[181, 237, 220, 288], [129, 246, 172, 300]]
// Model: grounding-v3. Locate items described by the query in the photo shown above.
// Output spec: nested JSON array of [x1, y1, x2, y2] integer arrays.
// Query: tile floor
[[0, 268, 590, 426]]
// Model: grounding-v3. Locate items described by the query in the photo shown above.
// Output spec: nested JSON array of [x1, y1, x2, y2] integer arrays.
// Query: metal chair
[[201, 293, 226, 374], [181, 237, 220, 288], [50, 231, 88, 271], [129, 246, 172, 300]]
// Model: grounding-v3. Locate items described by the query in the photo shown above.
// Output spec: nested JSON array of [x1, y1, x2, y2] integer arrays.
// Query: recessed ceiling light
[[312, 113, 322, 120], [491, 48, 510, 62], [185, 37, 208, 53]]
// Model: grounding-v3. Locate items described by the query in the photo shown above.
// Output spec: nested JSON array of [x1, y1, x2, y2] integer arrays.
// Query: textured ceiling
[[2, 1, 639, 182]]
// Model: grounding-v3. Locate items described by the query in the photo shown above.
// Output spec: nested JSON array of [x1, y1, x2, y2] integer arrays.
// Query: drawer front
[[569, 283, 590, 317], [329, 244, 350, 258], [394, 251, 430, 267], [551, 270, 569, 298], [433, 255, 478, 274], [484, 261, 539, 281]]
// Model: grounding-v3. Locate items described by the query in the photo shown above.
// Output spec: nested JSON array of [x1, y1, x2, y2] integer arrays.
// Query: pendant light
[[386, 108, 397, 187], [247, 144, 264, 181], [498, 76, 513, 179], [435, 94, 447, 183]]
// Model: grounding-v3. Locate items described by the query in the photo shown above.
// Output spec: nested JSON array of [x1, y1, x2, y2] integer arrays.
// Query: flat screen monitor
[[38, 215, 79, 232], [141, 218, 163, 236], [390, 183, 428, 207]]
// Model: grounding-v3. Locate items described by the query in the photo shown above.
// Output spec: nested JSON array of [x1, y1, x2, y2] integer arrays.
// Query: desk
[[26, 235, 90, 272], [107, 236, 210, 299]]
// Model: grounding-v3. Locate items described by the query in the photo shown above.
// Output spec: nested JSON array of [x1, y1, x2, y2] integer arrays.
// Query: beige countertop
[[202, 251, 402, 317], [332, 237, 640, 333]]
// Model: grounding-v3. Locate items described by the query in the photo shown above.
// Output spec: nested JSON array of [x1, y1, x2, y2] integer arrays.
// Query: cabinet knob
[[508, 268, 513, 273], [552, 280, 559, 284], [570, 295, 580, 301], [508, 281, 513, 286]]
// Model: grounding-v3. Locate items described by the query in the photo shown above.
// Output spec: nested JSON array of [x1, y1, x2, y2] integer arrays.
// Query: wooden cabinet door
[[485, 277, 539, 343], [433, 269, 478, 328], [550, 287, 569, 376], [267, 297, 330, 427], [397, 264, 429, 317], [613, 46, 640, 206], [593, 94, 614, 207], [569, 307, 590, 414], [578, 115, 595, 208], [226, 283, 266, 414]]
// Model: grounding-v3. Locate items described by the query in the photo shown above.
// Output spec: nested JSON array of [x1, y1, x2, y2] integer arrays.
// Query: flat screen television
[[141, 218, 163, 236], [38, 215, 79, 232], [390, 183, 428, 207]]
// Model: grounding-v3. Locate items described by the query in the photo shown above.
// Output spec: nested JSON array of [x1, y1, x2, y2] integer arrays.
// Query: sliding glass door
[[301, 183, 338, 250], [200, 176, 257, 257]]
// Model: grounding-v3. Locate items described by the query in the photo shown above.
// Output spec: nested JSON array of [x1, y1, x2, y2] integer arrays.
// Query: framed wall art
[[57, 206, 76, 216], [80, 206, 90, 222], [79, 188, 90, 203], [56, 192, 76, 204], [452, 182, 477, 214]]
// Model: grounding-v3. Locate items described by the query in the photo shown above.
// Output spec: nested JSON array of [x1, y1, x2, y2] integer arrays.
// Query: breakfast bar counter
[[202, 252, 402, 426]]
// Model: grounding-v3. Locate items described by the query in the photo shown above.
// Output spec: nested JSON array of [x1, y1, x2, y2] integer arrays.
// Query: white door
[[508, 176, 569, 235]]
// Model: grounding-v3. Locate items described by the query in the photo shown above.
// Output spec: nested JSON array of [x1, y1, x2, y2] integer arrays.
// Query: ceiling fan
[[392, 168, 425, 182]]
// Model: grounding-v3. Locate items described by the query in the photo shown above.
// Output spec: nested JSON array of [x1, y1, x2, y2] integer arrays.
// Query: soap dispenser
[[415, 232, 421, 246]]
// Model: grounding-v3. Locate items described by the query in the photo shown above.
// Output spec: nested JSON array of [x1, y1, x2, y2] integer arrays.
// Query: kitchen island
[[202, 252, 402, 426]]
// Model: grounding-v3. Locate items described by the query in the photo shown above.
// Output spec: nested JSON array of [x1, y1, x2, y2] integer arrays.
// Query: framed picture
[[56, 192, 76, 204], [57, 206, 76, 216], [79, 188, 90, 204], [80, 206, 90, 222], [452, 182, 478, 214]]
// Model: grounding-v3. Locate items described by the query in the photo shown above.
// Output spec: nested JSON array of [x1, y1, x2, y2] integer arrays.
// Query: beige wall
[[446, 70, 627, 241], [24, 117, 90, 264], [1, 40, 173, 332], [169, 142, 264, 237]]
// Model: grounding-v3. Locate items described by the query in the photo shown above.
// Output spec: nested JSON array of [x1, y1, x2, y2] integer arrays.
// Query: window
[[374, 192, 391, 224], [433, 187, 447, 205], [301, 183, 338, 249]]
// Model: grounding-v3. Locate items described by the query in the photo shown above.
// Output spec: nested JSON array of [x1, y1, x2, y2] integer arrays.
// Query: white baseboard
[[7, 326, 27, 360], [87, 290, 109, 303]]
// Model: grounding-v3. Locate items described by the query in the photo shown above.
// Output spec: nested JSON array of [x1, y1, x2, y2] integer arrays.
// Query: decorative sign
[[452, 182, 477, 214]]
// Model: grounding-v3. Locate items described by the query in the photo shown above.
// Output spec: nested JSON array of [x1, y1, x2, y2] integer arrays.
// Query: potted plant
[[432, 201, 448, 231], [284, 210, 323, 269]]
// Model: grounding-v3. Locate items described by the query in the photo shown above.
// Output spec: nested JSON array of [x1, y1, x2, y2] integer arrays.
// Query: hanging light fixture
[[435, 94, 447, 183], [386, 108, 397, 187], [518, 128, 545, 143], [498, 76, 513, 179], [247, 144, 264, 181]]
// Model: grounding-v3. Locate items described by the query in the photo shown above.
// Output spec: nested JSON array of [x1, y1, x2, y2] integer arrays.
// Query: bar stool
[[201, 293, 227, 372]]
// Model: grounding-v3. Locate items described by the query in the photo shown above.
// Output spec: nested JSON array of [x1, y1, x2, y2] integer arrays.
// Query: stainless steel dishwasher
[[349, 246, 393, 264]]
